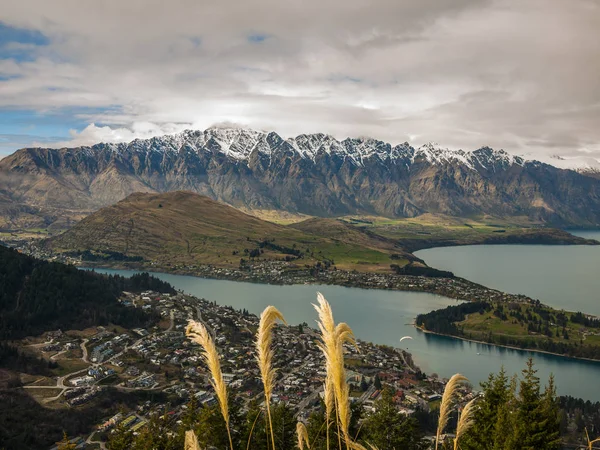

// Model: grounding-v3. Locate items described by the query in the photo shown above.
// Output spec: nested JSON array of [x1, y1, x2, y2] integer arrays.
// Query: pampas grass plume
[[436, 373, 468, 450], [186, 320, 234, 450], [454, 398, 478, 450], [256, 305, 286, 450], [184, 430, 201, 450], [297, 421, 310, 450]]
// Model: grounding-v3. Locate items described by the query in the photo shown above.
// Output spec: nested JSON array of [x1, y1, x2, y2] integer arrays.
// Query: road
[[81, 338, 90, 363]]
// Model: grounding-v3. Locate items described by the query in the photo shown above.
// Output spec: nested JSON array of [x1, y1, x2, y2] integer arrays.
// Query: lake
[[415, 230, 600, 315], [92, 267, 600, 401]]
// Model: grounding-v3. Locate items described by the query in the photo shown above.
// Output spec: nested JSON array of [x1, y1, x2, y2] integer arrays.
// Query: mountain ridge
[[1, 127, 600, 227]]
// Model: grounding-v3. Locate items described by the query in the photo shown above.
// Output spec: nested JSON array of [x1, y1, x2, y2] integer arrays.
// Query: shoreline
[[416, 326, 600, 364], [89, 262, 600, 364], [78, 260, 539, 306]]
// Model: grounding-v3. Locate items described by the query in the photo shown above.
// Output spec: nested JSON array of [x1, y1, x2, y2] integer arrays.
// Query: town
[[19, 288, 475, 449]]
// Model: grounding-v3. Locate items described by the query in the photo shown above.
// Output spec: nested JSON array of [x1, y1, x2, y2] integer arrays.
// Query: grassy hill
[[416, 299, 600, 360], [337, 213, 597, 252], [45, 191, 408, 271]]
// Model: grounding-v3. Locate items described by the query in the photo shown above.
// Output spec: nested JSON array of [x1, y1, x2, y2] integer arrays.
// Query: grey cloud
[[0, 0, 599, 167]]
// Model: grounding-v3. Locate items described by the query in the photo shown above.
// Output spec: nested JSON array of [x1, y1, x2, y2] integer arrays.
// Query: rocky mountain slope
[[2, 127, 600, 227]]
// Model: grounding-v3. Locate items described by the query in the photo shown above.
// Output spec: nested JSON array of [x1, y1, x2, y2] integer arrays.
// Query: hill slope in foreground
[[44, 191, 417, 272]]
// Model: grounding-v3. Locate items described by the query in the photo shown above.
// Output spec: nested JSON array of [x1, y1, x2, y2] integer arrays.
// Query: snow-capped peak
[[87, 127, 539, 172]]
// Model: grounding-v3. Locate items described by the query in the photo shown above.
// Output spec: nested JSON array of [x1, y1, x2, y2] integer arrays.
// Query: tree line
[[0, 245, 173, 340]]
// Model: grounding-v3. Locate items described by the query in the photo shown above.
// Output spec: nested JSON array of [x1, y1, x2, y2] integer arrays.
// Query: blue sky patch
[[247, 33, 269, 44], [0, 22, 50, 62]]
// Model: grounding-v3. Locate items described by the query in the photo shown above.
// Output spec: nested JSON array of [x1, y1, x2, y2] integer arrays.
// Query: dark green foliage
[[570, 311, 600, 328], [0, 342, 56, 376], [558, 396, 600, 438], [461, 359, 561, 450], [258, 240, 303, 257], [305, 399, 364, 450], [390, 263, 454, 278], [362, 388, 426, 450], [0, 388, 168, 450], [0, 245, 172, 339], [62, 249, 143, 262], [241, 401, 297, 450], [416, 302, 491, 335]]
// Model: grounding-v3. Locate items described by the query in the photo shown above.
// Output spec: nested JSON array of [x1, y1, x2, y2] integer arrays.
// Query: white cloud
[[0, 0, 599, 167]]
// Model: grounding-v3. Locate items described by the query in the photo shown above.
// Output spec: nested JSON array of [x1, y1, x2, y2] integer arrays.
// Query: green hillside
[[45, 191, 405, 271]]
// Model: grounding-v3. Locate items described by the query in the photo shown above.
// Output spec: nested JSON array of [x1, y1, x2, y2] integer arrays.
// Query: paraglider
[[399, 336, 413, 343]]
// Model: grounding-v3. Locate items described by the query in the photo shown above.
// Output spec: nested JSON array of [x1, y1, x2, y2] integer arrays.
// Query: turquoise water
[[92, 268, 600, 401], [415, 231, 600, 315]]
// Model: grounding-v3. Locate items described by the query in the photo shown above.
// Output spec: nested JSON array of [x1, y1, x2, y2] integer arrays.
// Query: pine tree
[[362, 388, 425, 450], [374, 373, 382, 390], [461, 368, 511, 450], [538, 375, 561, 449], [491, 376, 518, 450], [107, 423, 133, 450], [241, 400, 269, 449]]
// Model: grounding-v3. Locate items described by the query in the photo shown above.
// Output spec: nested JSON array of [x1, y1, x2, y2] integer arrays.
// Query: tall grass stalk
[[314, 292, 358, 450], [586, 428, 600, 449], [324, 377, 335, 450], [297, 421, 310, 450], [435, 373, 468, 450], [256, 306, 286, 450], [186, 320, 234, 450], [184, 430, 201, 450], [453, 398, 477, 450]]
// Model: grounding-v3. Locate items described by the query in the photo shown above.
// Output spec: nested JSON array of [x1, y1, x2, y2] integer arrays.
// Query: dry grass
[[453, 398, 478, 450], [436, 373, 469, 450], [184, 430, 201, 450], [256, 306, 286, 450], [314, 292, 359, 450], [186, 320, 233, 450], [297, 421, 310, 450], [586, 428, 600, 449]]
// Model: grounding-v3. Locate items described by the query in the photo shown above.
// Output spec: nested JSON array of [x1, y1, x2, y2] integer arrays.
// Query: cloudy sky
[[1, 0, 599, 167]]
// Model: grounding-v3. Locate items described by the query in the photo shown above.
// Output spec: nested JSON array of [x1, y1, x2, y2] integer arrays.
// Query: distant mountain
[[2, 127, 600, 227], [579, 168, 600, 180], [44, 191, 414, 270]]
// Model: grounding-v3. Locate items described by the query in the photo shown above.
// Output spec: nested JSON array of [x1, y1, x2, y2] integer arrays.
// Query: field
[[338, 213, 595, 252]]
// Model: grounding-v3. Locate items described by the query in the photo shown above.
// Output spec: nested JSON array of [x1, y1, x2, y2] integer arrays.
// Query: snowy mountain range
[[94, 127, 527, 169], [1, 127, 600, 228]]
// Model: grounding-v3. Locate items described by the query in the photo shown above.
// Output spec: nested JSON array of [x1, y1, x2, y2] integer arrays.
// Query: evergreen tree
[[515, 358, 548, 450], [463, 360, 561, 450], [107, 423, 134, 450], [462, 368, 510, 450], [538, 375, 561, 449], [360, 376, 368, 392], [130, 413, 180, 450], [241, 400, 269, 449], [362, 388, 425, 450], [374, 373, 382, 390]]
